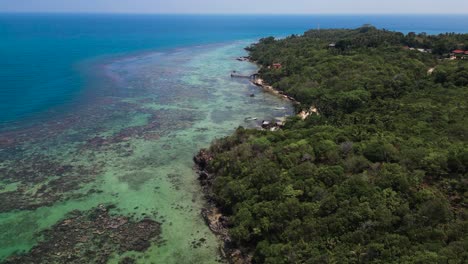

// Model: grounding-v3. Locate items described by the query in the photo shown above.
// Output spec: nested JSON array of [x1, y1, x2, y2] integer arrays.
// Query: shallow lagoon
[[0, 42, 293, 263]]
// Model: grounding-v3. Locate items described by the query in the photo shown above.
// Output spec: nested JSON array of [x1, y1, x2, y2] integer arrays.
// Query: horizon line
[[1, 11, 468, 16]]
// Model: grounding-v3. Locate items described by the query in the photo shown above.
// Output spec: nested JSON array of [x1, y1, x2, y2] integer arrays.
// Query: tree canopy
[[203, 27, 468, 263]]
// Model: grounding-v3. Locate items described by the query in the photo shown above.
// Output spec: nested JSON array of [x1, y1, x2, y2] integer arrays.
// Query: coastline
[[246, 57, 300, 105], [246, 57, 320, 120], [193, 57, 293, 264], [250, 76, 319, 120], [2, 14, 466, 263], [192, 26, 468, 264], [194, 150, 253, 264], [193, 53, 322, 264], [251, 76, 299, 105], [0, 41, 293, 263]]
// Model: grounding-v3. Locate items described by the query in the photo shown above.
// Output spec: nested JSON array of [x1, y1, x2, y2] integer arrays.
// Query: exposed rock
[[193, 149, 213, 171], [195, 150, 252, 264], [201, 207, 228, 236], [298, 106, 319, 120], [230, 249, 253, 264]]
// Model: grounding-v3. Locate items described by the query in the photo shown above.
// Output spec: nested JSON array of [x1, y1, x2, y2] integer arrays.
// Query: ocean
[[0, 14, 467, 263], [2, 14, 468, 126]]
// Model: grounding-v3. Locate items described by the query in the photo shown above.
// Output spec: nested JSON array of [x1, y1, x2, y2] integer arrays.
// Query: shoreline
[[0, 41, 293, 263], [246, 57, 300, 105], [194, 150, 253, 264], [246, 58, 319, 120], [195, 56, 321, 263], [193, 58, 296, 264], [251, 76, 300, 105]]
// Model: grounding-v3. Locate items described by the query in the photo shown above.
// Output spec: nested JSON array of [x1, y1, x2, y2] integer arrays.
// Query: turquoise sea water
[[2, 14, 468, 126], [1, 14, 468, 263]]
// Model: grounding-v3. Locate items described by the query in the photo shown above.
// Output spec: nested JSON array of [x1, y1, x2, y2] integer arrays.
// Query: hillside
[[197, 26, 468, 263]]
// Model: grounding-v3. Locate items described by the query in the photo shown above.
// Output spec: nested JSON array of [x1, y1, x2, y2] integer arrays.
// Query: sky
[[0, 0, 468, 14]]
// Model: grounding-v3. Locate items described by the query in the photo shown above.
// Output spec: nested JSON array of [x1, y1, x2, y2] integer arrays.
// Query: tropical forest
[[197, 26, 468, 263]]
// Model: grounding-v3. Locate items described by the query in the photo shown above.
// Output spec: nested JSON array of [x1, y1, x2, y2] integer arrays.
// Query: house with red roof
[[451, 50, 467, 59], [272, 63, 282, 70], [453, 50, 465, 55]]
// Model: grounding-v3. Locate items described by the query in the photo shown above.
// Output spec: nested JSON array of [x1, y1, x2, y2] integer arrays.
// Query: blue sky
[[1, 0, 467, 14]]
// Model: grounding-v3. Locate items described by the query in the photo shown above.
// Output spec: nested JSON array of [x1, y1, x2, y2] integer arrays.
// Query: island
[[196, 25, 468, 263]]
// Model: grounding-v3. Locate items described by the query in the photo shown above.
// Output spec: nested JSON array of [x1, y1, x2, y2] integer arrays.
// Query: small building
[[262, 121, 271, 128], [452, 50, 467, 59], [272, 63, 282, 70], [328, 43, 336, 48]]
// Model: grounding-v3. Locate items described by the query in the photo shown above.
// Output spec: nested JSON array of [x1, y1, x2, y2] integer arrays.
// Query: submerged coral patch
[[4, 206, 161, 264], [118, 172, 156, 190], [0, 42, 294, 263], [0, 155, 103, 213]]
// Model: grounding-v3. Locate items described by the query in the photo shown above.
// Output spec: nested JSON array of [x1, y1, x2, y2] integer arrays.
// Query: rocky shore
[[251, 77, 319, 120], [194, 150, 252, 264], [247, 59, 319, 119], [251, 77, 299, 105], [193, 56, 315, 264]]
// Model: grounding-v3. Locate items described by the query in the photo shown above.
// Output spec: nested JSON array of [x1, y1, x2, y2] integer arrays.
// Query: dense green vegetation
[[203, 26, 468, 263]]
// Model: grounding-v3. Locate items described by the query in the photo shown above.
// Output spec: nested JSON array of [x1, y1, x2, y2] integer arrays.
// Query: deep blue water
[[1, 14, 468, 126]]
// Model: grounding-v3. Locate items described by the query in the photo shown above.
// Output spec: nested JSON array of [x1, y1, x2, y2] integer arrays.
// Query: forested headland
[[196, 26, 468, 263]]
